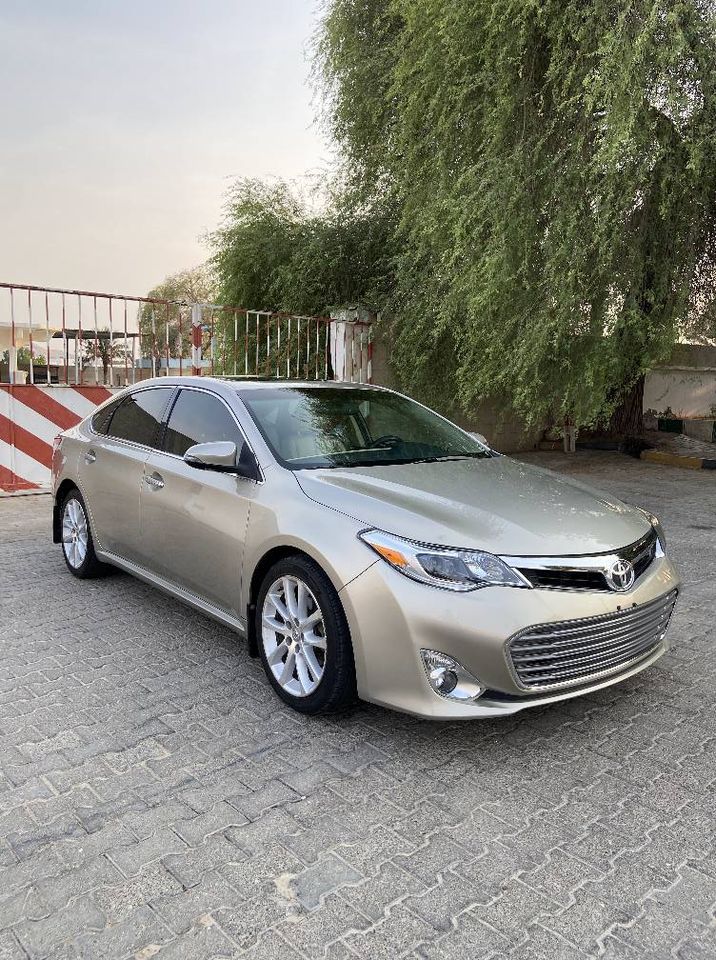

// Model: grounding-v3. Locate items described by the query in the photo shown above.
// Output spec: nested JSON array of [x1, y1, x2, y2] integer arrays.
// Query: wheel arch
[[53, 479, 79, 543], [245, 544, 352, 659]]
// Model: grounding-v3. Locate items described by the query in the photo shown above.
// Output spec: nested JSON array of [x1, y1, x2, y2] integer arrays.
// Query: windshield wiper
[[403, 453, 489, 464]]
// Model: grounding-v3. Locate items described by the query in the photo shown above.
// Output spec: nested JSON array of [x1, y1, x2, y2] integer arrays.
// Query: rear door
[[139, 387, 256, 618], [80, 387, 175, 562]]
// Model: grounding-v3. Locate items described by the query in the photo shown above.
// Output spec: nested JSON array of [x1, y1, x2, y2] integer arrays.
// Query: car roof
[[131, 377, 384, 392], [228, 379, 382, 391]]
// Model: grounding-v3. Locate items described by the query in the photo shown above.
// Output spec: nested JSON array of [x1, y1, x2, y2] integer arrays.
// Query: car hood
[[295, 456, 651, 556]]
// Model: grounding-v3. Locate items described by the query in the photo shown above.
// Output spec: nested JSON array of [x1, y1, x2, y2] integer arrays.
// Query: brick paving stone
[[343, 860, 426, 922], [276, 892, 371, 957], [417, 911, 509, 959], [343, 903, 438, 958], [92, 862, 184, 923], [149, 917, 238, 960], [0, 930, 26, 960], [473, 879, 558, 943], [0, 453, 714, 958], [34, 856, 123, 913], [293, 853, 363, 909], [506, 923, 592, 960], [14, 898, 106, 959]]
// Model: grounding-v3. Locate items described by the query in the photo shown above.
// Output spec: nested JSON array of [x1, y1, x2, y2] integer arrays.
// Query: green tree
[[81, 329, 131, 385], [317, 0, 716, 431], [208, 177, 395, 378], [210, 177, 395, 315], [1, 347, 46, 367]]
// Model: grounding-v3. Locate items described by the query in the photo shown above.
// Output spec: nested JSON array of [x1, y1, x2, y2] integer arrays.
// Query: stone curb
[[640, 449, 716, 471]]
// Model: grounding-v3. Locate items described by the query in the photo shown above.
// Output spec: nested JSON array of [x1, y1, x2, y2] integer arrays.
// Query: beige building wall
[[645, 344, 716, 418]]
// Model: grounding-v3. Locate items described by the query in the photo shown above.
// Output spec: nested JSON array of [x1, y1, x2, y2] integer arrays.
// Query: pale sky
[[0, 0, 331, 298]]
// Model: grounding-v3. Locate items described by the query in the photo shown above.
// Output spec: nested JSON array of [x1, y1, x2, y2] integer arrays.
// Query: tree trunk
[[609, 375, 644, 437]]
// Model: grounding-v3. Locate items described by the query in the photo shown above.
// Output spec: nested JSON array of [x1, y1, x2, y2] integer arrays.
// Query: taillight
[[52, 435, 63, 455]]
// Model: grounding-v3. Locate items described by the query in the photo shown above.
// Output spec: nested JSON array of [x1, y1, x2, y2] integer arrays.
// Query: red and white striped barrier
[[0, 385, 117, 494]]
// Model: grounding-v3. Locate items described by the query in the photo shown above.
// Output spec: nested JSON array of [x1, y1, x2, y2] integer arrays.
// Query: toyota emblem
[[606, 558, 635, 592]]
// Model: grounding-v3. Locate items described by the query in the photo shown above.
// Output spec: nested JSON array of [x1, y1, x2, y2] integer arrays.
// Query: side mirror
[[469, 431, 489, 447], [184, 441, 238, 470], [183, 440, 261, 480]]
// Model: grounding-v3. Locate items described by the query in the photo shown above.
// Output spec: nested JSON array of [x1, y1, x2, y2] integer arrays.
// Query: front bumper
[[339, 554, 680, 719]]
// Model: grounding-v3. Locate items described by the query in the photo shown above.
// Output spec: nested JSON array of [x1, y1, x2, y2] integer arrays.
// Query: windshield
[[238, 386, 492, 470]]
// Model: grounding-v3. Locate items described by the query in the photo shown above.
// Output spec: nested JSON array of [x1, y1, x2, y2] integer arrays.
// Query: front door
[[139, 387, 255, 619]]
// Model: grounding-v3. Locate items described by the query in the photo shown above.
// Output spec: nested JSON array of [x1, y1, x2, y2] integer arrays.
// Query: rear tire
[[60, 488, 110, 579], [256, 555, 357, 714]]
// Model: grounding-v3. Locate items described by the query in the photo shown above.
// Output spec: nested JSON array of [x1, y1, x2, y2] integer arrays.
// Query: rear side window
[[91, 397, 123, 435], [163, 390, 243, 457], [108, 388, 173, 448]]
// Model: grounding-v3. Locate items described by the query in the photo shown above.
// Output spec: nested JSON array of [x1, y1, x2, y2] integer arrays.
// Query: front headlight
[[358, 529, 530, 591], [636, 508, 667, 553]]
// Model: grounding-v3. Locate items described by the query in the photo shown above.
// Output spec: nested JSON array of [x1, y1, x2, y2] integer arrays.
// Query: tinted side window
[[164, 391, 243, 457], [91, 397, 123, 435], [108, 388, 173, 448]]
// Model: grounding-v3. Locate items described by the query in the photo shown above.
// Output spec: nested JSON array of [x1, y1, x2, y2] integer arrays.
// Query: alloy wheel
[[261, 575, 327, 697], [62, 498, 89, 570]]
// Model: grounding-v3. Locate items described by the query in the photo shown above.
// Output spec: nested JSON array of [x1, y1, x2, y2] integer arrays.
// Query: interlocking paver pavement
[[1, 451, 715, 959]]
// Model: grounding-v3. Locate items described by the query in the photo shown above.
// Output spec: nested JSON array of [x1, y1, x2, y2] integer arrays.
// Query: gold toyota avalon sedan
[[51, 377, 680, 719]]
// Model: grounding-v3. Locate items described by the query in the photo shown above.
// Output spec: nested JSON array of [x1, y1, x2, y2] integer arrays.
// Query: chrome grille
[[507, 589, 678, 690], [512, 529, 659, 592]]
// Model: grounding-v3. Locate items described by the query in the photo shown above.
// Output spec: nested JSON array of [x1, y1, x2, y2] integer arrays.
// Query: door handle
[[84, 450, 96, 464], [144, 472, 164, 490]]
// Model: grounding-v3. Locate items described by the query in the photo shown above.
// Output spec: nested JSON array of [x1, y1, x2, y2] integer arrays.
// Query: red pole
[[210, 312, 214, 376], [191, 304, 202, 375], [178, 305, 183, 377], [165, 302, 171, 375]]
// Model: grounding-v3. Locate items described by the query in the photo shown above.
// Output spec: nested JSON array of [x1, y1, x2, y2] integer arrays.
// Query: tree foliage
[[209, 178, 395, 316], [81, 329, 131, 385], [2, 347, 36, 366], [317, 0, 716, 427]]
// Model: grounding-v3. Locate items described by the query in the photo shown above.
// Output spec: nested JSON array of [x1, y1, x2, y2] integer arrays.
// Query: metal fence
[[0, 282, 372, 387]]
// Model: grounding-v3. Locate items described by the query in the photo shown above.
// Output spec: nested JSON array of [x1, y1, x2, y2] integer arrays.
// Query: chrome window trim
[[89, 395, 124, 436], [157, 384, 264, 484], [88, 385, 177, 452]]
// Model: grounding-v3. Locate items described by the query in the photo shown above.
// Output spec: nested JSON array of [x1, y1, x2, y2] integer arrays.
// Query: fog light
[[429, 666, 458, 694], [421, 649, 486, 702]]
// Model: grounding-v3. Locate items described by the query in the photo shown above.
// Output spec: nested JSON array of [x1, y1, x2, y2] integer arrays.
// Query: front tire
[[60, 489, 110, 579], [256, 555, 356, 714]]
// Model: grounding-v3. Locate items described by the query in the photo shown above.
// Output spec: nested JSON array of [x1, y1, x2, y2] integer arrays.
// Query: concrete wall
[[645, 344, 716, 418]]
